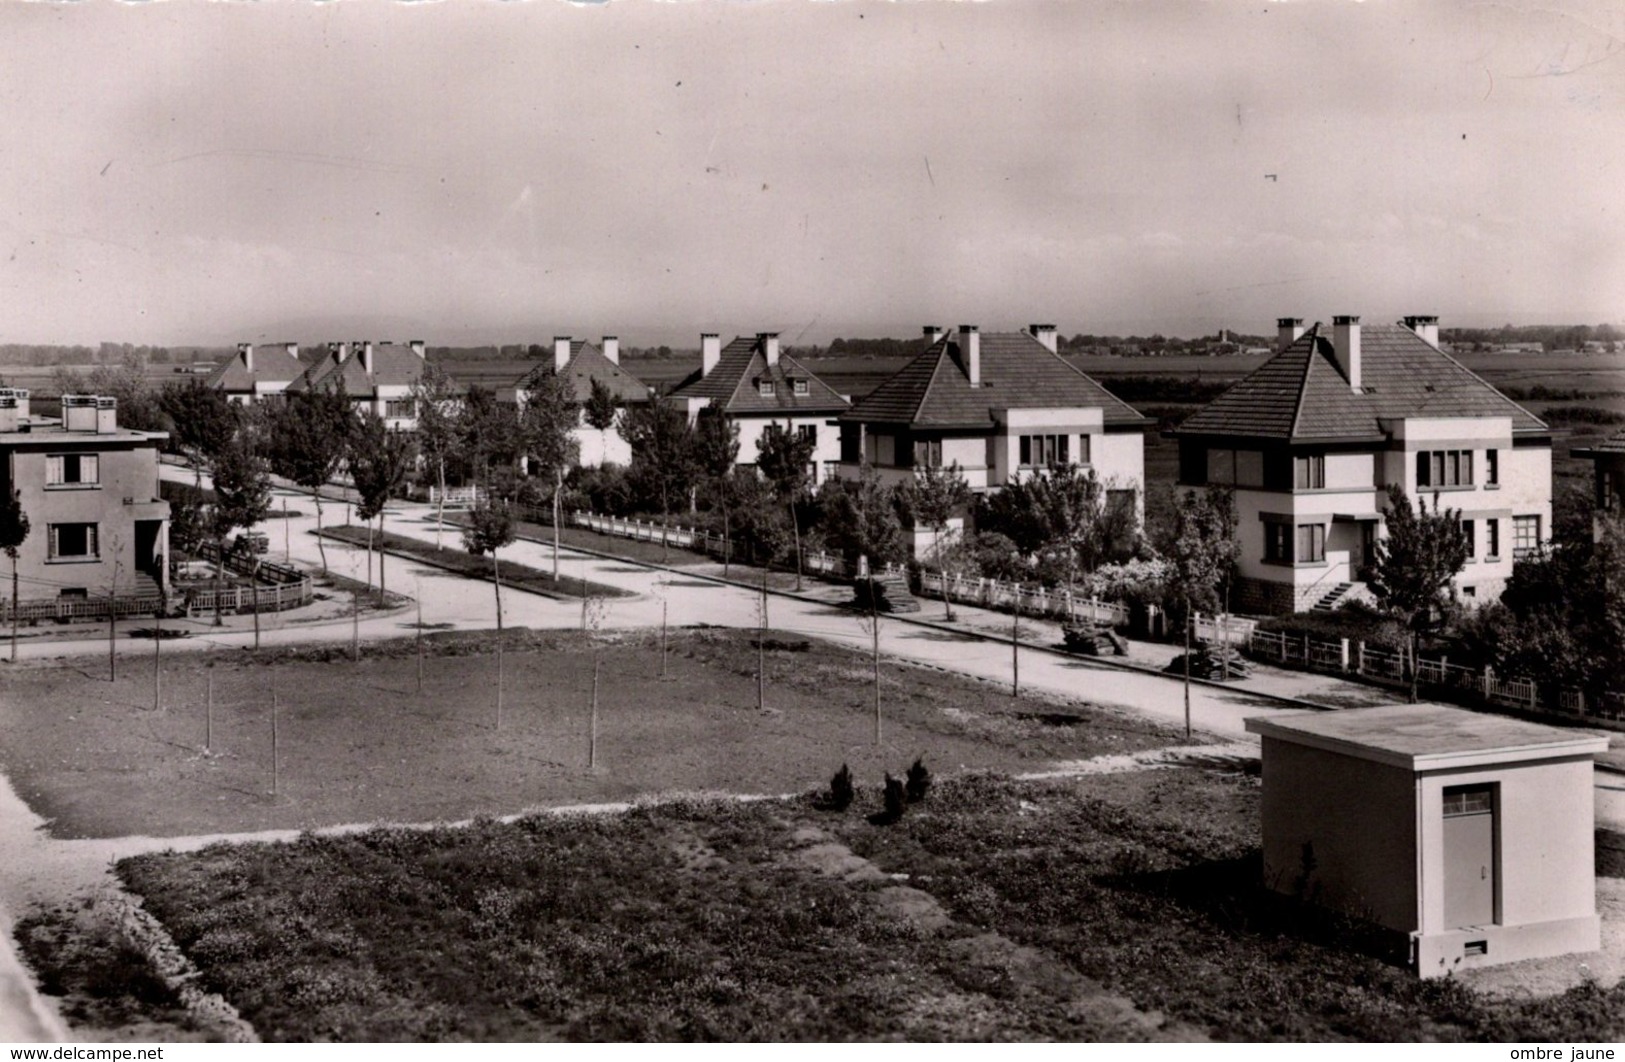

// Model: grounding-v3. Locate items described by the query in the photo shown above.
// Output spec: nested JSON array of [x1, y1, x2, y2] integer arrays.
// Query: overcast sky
[[1, 0, 1621, 347]]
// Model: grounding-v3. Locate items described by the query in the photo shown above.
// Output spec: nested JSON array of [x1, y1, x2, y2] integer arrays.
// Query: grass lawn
[[106, 769, 1625, 1041], [321, 524, 631, 600], [0, 628, 1177, 840]]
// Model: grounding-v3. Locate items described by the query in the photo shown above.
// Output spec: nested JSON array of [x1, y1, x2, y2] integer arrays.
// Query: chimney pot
[[601, 336, 620, 365], [1029, 323, 1058, 354], [959, 325, 981, 387], [1332, 315, 1362, 391], [701, 333, 721, 377], [923, 325, 945, 346], [1276, 317, 1305, 351], [1403, 315, 1440, 348]]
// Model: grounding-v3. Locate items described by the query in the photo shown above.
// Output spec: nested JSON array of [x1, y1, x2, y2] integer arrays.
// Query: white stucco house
[[1174, 316, 1552, 614], [498, 336, 653, 468], [285, 340, 430, 433], [664, 332, 848, 486], [832, 324, 1149, 555]]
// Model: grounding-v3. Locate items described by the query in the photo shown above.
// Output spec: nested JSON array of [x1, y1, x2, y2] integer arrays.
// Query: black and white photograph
[[0, 0, 1621, 1046]]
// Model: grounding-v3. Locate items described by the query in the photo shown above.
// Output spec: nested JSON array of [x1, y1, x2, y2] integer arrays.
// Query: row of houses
[[6, 313, 1603, 617]]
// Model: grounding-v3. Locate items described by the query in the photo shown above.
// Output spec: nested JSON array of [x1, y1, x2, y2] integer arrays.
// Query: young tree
[[350, 410, 419, 600], [756, 422, 817, 589], [904, 462, 973, 617], [410, 363, 462, 550], [158, 379, 238, 490], [266, 385, 354, 574], [582, 377, 619, 433], [208, 437, 273, 626], [820, 467, 907, 573], [1367, 485, 1470, 702], [1, 488, 29, 663], [462, 502, 516, 633], [1165, 487, 1238, 737], [518, 368, 581, 580], [620, 401, 698, 560], [694, 407, 740, 573]]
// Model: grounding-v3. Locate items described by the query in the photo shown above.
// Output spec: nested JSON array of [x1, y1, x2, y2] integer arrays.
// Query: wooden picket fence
[[1241, 625, 1620, 724], [916, 570, 1131, 628]]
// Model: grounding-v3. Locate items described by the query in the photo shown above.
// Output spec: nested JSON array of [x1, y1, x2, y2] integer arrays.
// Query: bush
[[872, 774, 905, 825], [1256, 602, 1405, 650], [827, 765, 855, 812], [905, 758, 931, 803]]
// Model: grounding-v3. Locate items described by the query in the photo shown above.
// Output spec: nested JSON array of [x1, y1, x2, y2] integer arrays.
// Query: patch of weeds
[[14, 901, 191, 1034]]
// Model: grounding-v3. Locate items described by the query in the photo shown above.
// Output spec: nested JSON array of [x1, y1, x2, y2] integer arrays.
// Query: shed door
[[1442, 785, 1496, 928]]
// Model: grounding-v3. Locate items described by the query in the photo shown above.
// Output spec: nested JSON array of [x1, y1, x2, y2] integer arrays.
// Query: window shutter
[[47, 455, 63, 485], [49, 525, 60, 558], [88, 524, 98, 558]]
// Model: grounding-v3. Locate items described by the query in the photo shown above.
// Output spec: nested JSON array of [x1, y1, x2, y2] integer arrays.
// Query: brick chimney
[[281, 342, 299, 362], [923, 325, 945, 346], [1277, 317, 1305, 350], [1029, 323, 1058, 354], [1403, 315, 1440, 348], [601, 336, 620, 365], [238, 343, 254, 373], [95, 395, 117, 434], [62, 394, 97, 432], [758, 332, 781, 367], [358, 341, 375, 375], [553, 336, 572, 372], [959, 325, 981, 387], [1332, 315, 1362, 391], [701, 333, 721, 377], [408, 340, 425, 359]]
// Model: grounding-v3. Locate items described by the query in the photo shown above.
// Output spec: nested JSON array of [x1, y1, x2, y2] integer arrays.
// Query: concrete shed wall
[[1259, 736, 1418, 933], [1417, 759, 1596, 937]]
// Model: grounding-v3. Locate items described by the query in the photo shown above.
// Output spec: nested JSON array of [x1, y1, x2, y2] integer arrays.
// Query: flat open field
[[102, 769, 1625, 1041], [0, 628, 1179, 840]]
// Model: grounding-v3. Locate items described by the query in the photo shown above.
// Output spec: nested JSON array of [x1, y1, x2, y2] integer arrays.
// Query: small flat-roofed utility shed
[[1245, 703, 1609, 978]]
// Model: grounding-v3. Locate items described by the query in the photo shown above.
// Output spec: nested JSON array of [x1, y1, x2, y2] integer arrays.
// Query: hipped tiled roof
[[513, 341, 651, 404], [289, 344, 427, 396], [203, 345, 313, 392], [842, 331, 1146, 429], [1176, 323, 1547, 441], [666, 336, 849, 414]]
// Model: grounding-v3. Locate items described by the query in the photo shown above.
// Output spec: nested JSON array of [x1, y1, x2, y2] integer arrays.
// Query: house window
[[46, 454, 99, 487], [1263, 519, 1291, 564], [912, 437, 941, 468], [1416, 449, 1474, 488], [1513, 515, 1540, 559], [1206, 447, 1262, 487], [48, 522, 99, 561], [1461, 519, 1475, 559], [798, 424, 818, 446], [1485, 449, 1499, 486], [757, 379, 775, 397], [1293, 454, 1325, 490], [384, 399, 416, 419], [1018, 434, 1068, 469], [1077, 434, 1092, 465], [1295, 523, 1325, 564], [1486, 519, 1500, 559], [792, 379, 809, 396]]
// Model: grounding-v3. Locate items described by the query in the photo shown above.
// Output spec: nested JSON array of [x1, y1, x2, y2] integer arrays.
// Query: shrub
[[1255, 602, 1405, 650], [828, 764, 855, 812], [882, 774, 906, 821], [905, 758, 931, 803]]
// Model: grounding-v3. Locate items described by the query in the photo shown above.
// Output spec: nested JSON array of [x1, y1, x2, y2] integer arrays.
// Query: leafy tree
[[457, 385, 526, 495], [582, 377, 619, 432], [164, 483, 208, 557], [158, 379, 238, 489], [756, 423, 818, 588], [208, 437, 273, 626], [266, 384, 355, 574], [410, 363, 462, 550], [620, 402, 698, 559], [694, 407, 740, 573], [819, 467, 907, 572], [978, 465, 1139, 587], [1, 488, 29, 662], [904, 462, 973, 616], [350, 410, 419, 599], [518, 369, 581, 580], [1165, 487, 1239, 735], [462, 502, 516, 633], [1368, 485, 1470, 702]]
